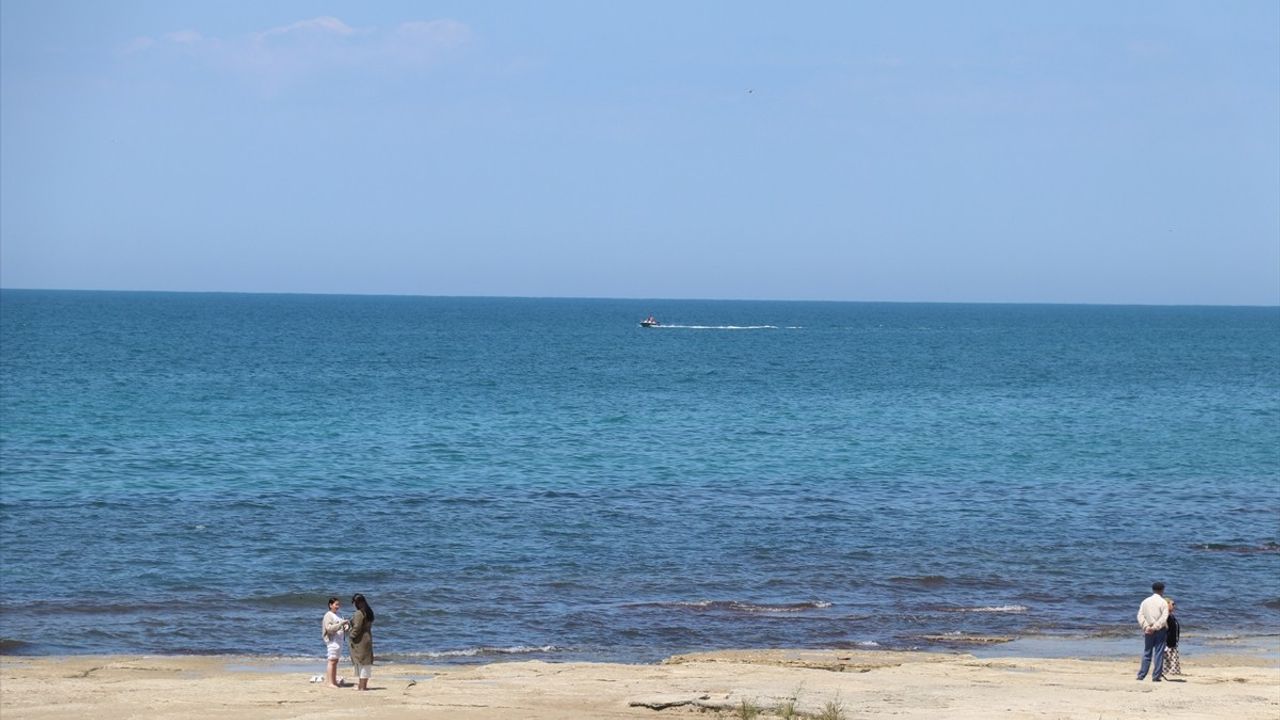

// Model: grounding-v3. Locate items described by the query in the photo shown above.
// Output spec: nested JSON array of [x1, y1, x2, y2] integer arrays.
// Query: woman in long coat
[[348, 593, 375, 691], [1162, 598, 1182, 678]]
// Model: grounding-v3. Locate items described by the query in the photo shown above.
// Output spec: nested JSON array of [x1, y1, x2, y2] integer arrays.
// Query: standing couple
[[321, 593, 376, 690], [1136, 581, 1182, 681]]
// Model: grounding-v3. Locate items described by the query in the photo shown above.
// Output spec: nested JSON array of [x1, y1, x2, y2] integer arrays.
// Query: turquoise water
[[1, 290, 1277, 661]]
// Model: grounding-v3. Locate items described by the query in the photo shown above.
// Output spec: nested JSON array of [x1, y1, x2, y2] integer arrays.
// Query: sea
[[1, 289, 1277, 663]]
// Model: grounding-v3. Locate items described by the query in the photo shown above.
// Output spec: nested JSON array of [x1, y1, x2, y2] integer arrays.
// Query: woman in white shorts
[[321, 597, 349, 688]]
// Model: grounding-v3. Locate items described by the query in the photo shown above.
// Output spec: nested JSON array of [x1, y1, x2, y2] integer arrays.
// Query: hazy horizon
[[4, 285, 1278, 309]]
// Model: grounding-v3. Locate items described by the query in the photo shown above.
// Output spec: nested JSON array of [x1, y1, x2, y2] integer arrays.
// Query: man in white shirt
[[1135, 581, 1169, 681]]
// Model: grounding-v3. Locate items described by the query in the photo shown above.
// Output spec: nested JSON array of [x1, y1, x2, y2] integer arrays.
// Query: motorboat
[[640, 316, 660, 328]]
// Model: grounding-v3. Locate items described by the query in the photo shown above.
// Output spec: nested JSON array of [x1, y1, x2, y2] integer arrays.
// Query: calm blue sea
[[1, 290, 1277, 662]]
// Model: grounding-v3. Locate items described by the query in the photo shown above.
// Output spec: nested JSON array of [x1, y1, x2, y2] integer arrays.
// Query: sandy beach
[[2, 647, 1277, 719]]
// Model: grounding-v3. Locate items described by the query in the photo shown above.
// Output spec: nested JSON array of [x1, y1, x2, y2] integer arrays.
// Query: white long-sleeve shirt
[[1137, 593, 1169, 632], [323, 610, 346, 643]]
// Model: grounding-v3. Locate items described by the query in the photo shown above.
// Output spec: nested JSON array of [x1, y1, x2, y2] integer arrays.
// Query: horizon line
[[1, 286, 1277, 309]]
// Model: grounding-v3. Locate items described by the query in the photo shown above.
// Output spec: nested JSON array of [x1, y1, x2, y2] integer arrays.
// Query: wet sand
[[3, 646, 1278, 719]]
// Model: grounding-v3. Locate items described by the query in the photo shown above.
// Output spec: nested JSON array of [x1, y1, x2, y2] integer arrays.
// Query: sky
[[1, 1, 1277, 305]]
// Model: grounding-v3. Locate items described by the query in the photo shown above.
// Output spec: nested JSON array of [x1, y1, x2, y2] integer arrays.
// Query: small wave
[[0, 638, 33, 654], [943, 605, 1029, 614], [889, 575, 1015, 590], [1086, 625, 1142, 639], [631, 600, 832, 614], [1264, 598, 1280, 610], [396, 645, 561, 659], [1190, 541, 1280, 554], [528, 490, 586, 500], [255, 592, 334, 609], [437, 495, 498, 506], [832, 639, 882, 649], [889, 575, 949, 588], [222, 499, 279, 510], [29, 599, 193, 615]]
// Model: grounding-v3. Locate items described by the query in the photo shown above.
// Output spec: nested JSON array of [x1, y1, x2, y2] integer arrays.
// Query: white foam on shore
[[956, 605, 1029, 614], [400, 645, 561, 659], [649, 600, 833, 613]]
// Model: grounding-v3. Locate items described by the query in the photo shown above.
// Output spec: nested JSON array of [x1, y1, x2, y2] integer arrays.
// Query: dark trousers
[[1137, 628, 1168, 680]]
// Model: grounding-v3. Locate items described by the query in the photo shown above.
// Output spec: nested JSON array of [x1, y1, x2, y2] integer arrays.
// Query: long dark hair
[[352, 593, 374, 623]]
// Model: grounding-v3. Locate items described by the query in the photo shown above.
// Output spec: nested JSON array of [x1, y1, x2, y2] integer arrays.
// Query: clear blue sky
[[2, 1, 1277, 304]]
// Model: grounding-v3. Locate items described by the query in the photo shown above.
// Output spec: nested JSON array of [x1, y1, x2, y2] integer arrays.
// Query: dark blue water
[[1, 290, 1277, 662]]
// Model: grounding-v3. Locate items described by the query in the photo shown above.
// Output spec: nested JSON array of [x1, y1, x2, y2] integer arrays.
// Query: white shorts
[[352, 660, 371, 679], [326, 641, 341, 661]]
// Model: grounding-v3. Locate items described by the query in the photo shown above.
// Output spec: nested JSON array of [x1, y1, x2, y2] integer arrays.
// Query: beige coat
[[348, 609, 373, 665]]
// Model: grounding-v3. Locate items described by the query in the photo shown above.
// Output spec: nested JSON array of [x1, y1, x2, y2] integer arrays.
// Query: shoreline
[[3, 644, 1277, 719], [5, 630, 1276, 665]]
